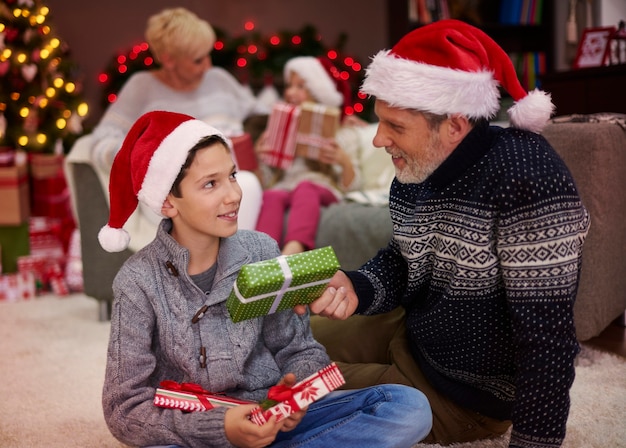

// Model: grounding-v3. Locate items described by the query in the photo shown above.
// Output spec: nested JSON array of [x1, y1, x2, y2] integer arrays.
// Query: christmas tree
[[0, 0, 88, 154]]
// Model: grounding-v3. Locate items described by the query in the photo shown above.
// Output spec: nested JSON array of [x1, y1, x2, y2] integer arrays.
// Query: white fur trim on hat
[[508, 89, 555, 134], [138, 120, 227, 216], [361, 50, 501, 120], [98, 225, 131, 253], [284, 57, 343, 107]]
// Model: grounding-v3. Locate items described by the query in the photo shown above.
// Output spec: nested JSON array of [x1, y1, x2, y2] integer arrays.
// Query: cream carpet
[[0, 294, 625, 448]]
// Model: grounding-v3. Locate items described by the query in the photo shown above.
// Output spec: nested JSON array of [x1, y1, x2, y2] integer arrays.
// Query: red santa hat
[[284, 56, 352, 111], [98, 110, 227, 253], [361, 19, 554, 133]]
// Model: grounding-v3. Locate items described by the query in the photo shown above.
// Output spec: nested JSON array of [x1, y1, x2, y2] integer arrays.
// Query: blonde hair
[[145, 7, 216, 61]]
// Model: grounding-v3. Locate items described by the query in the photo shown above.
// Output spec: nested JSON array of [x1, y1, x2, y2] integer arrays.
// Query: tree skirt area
[[0, 294, 624, 448]]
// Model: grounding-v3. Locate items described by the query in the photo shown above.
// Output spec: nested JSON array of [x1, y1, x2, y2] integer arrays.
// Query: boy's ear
[[161, 196, 178, 218]]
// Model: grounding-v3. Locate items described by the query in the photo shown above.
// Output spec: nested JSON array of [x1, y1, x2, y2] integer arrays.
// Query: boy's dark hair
[[170, 134, 230, 198]]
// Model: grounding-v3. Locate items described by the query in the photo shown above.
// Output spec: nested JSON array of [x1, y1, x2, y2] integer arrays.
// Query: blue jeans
[[271, 384, 432, 448], [145, 384, 431, 448]]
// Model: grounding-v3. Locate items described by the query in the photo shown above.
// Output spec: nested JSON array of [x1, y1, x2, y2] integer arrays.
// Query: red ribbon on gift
[[267, 383, 306, 402], [159, 380, 217, 410]]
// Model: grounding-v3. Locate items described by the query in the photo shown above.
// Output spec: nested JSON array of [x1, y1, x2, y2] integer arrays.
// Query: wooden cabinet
[[540, 64, 626, 115]]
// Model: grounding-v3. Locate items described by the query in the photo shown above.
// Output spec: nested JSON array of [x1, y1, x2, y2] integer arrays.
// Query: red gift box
[[154, 381, 255, 412], [250, 363, 345, 425], [153, 363, 344, 426], [261, 102, 301, 170], [229, 133, 258, 172]]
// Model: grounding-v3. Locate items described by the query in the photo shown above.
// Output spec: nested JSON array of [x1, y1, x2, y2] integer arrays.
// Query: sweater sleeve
[[345, 242, 409, 315], [495, 134, 590, 448]]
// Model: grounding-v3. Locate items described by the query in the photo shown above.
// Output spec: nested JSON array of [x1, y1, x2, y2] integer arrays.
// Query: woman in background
[[90, 7, 265, 232]]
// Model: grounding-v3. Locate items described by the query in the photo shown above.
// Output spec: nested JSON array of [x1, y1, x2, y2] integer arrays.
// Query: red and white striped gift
[[250, 362, 345, 425], [261, 102, 301, 170]]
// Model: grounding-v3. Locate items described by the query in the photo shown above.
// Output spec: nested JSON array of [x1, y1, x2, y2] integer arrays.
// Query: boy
[[99, 110, 431, 447]]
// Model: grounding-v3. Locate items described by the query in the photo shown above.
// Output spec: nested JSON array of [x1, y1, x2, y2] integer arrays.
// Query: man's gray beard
[[393, 134, 443, 184]]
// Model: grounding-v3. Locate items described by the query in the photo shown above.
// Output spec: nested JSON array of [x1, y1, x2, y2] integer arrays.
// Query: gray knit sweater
[[347, 122, 590, 448], [102, 221, 330, 447]]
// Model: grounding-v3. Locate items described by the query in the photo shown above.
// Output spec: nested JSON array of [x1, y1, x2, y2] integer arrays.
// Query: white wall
[[596, 0, 626, 27]]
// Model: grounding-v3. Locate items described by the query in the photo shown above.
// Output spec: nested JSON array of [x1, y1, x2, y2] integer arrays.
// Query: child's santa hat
[[98, 110, 227, 253], [284, 56, 352, 111], [361, 19, 554, 133]]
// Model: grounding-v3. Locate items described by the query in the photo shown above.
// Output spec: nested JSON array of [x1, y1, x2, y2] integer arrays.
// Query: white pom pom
[[508, 89, 555, 134], [98, 225, 130, 253]]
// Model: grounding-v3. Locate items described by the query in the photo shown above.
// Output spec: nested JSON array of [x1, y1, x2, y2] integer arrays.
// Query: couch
[[65, 115, 626, 340]]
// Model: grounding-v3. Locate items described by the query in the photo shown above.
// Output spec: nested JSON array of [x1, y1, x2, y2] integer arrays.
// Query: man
[[302, 19, 590, 448]]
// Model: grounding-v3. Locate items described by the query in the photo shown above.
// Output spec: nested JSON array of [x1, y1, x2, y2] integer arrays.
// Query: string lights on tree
[[0, 0, 89, 154], [98, 22, 371, 119]]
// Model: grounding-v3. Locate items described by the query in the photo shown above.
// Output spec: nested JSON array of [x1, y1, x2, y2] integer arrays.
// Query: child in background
[[255, 56, 362, 255], [99, 110, 431, 448]]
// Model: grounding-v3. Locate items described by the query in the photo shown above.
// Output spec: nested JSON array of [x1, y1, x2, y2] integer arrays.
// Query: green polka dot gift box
[[227, 246, 340, 322]]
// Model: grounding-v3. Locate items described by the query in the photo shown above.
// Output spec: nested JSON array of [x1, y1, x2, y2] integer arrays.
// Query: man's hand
[[294, 270, 358, 319]]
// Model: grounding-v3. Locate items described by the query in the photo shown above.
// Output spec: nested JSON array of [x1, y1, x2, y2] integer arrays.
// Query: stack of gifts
[[0, 150, 30, 226], [261, 102, 341, 170], [28, 153, 75, 252], [22, 216, 70, 295], [0, 150, 31, 277], [154, 363, 345, 426], [0, 270, 36, 301], [226, 246, 339, 322]]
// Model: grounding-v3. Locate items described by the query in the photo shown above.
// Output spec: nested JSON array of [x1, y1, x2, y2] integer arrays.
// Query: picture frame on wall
[[573, 26, 616, 69]]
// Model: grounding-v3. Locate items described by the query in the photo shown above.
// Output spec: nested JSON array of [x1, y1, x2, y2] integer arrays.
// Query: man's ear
[[445, 115, 473, 146], [161, 196, 178, 218]]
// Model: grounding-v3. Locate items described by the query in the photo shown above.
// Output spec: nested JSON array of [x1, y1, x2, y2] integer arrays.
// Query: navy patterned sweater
[[347, 121, 590, 448]]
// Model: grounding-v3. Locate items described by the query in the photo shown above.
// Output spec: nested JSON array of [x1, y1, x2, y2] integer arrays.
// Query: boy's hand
[[274, 373, 308, 432], [224, 404, 285, 448]]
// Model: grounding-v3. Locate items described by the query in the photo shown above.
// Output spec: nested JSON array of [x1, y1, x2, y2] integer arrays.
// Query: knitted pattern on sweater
[[350, 122, 590, 448]]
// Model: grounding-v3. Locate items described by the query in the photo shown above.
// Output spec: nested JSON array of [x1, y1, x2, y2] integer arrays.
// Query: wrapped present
[[226, 246, 339, 322], [295, 102, 340, 161], [154, 381, 255, 412], [64, 228, 83, 292], [250, 362, 345, 425], [0, 222, 30, 273], [0, 152, 30, 225], [30, 175, 72, 218], [153, 363, 345, 427], [260, 102, 301, 169], [229, 133, 258, 172], [29, 216, 65, 263], [17, 255, 47, 292], [0, 271, 36, 301]]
